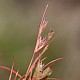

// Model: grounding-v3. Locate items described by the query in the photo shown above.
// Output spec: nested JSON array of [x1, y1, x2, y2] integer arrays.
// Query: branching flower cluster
[[0, 5, 62, 80]]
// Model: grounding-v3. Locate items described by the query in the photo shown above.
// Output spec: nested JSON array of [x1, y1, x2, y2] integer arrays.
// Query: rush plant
[[0, 5, 62, 80]]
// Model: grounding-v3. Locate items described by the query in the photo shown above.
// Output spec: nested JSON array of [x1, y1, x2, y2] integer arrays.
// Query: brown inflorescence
[[0, 4, 62, 80]]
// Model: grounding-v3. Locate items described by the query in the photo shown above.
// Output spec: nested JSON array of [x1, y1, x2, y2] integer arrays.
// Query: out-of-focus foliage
[[0, 0, 80, 80]]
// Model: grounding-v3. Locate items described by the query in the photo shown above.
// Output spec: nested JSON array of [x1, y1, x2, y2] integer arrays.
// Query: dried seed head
[[0, 4, 62, 80]]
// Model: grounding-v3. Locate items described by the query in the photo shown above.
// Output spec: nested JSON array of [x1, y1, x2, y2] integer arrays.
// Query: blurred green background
[[0, 0, 80, 80]]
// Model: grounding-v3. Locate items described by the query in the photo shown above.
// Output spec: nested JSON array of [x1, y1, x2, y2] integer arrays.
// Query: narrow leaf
[[8, 60, 14, 80]]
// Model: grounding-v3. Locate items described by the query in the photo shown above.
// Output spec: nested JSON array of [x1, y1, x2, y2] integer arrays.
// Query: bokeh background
[[0, 0, 80, 80]]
